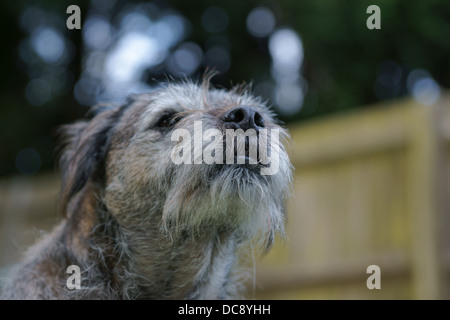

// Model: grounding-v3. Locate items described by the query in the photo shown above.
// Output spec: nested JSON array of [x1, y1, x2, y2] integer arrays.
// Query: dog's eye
[[154, 111, 181, 129]]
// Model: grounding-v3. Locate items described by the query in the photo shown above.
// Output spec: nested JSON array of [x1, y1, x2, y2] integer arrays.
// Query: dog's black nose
[[222, 105, 265, 131]]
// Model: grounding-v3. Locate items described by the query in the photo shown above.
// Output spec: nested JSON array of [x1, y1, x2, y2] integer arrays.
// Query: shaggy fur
[[0, 78, 292, 300]]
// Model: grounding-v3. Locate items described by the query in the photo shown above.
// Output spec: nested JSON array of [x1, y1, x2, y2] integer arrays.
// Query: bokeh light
[[374, 60, 403, 100], [269, 28, 305, 115], [269, 28, 303, 80], [25, 78, 52, 106], [15, 148, 41, 175], [168, 42, 203, 77], [30, 27, 66, 64], [82, 16, 113, 50], [75, 6, 191, 105], [407, 69, 441, 106], [246, 7, 276, 38]]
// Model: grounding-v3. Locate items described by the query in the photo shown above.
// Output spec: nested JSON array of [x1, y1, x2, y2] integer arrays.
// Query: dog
[[0, 77, 293, 299]]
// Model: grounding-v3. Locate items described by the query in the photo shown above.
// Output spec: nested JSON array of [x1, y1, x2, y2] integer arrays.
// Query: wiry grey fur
[[0, 78, 293, 299]]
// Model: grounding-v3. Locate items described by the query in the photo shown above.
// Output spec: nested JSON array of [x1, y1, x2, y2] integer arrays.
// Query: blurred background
[[1, 0, 450, 299]]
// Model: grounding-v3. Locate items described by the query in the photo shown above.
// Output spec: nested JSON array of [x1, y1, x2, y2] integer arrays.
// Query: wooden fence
[[1, 94, 450, 299], [253, 94, 450, 299]]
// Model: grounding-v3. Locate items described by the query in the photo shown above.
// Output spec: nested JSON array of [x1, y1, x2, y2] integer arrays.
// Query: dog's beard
[[161, 127, 292, 250]]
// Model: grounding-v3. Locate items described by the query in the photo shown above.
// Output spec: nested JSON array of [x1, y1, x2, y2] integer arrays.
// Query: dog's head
[[59, 79, 293, 250]]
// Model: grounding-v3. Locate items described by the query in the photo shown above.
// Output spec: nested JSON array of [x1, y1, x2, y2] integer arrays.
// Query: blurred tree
[[0, 0, 449, 176]]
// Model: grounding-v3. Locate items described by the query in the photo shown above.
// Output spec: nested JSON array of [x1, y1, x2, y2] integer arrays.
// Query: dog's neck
[[124, 229, 239, 299], [63, 191, 242, 299]]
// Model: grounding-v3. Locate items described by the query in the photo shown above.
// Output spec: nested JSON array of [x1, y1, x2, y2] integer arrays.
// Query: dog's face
[[59, 81, 292, 249]]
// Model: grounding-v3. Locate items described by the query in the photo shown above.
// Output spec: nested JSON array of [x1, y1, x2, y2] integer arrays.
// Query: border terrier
[[0, 77, 293, 299]]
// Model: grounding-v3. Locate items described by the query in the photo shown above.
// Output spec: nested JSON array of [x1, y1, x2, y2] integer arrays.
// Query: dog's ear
[[57, 105, 128, 215]]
